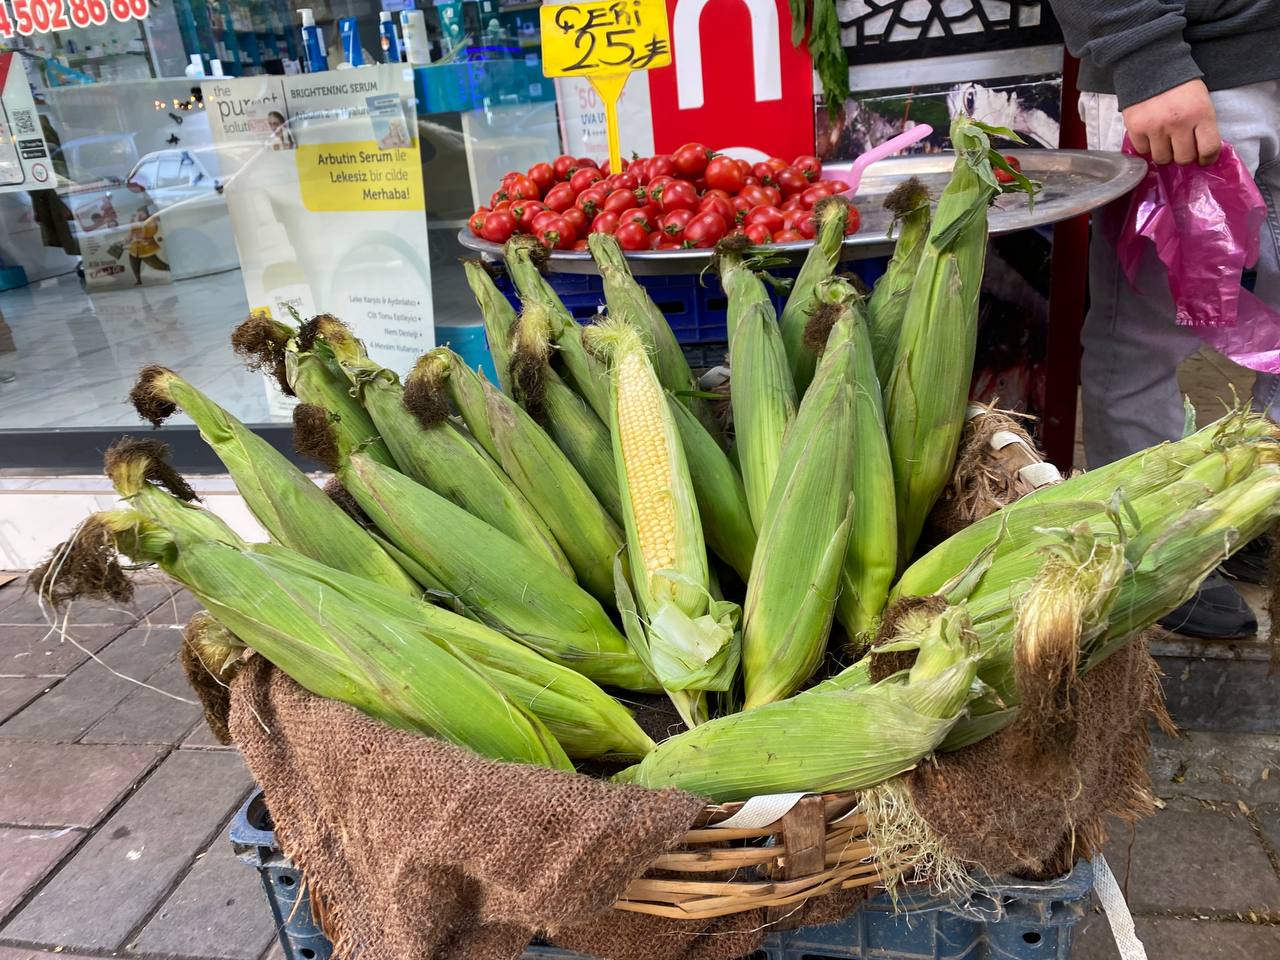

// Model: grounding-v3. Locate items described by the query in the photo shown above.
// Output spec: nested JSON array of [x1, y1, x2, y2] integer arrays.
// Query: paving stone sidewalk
[[3, 570, 1280, 960]]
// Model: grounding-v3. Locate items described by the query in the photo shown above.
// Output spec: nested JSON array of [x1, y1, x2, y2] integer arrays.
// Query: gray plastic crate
[[231, 790, 1093, 960]]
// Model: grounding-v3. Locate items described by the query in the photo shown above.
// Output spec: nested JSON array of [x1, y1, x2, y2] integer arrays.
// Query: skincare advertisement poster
[[0, 53, 51, 195], [203, 64, 434, 374]]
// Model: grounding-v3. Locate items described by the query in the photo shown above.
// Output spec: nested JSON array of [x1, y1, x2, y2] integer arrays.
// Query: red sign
[[0, 0, 149, 39], [645, 0, 816, 162]]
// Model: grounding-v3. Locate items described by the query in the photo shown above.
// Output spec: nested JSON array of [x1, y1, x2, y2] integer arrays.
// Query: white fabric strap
[[1093, 855, 1148, 960], [1019, 461, 1063, 488], [710, 792, 809, 829], [966, 403, 988, 421]]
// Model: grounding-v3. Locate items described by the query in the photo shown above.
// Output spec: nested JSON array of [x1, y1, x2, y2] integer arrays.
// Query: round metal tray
[[457, 149, 1146, 275]]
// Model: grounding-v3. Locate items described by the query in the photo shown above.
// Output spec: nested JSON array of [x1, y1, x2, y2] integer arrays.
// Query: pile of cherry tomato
[[467, 144, 861, 252]]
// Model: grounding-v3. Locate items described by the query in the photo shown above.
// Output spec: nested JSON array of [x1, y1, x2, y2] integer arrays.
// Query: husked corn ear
[[128, 365, 418, 595], [777, 197, 849, 393], [867, 178, 932, 388], [300, 315, 574, 578], [463, 259, 517, 394], [404, 348, 623, 604], [505, 235, 611, 422], [668, 395, 756, 581], [741, 309, 857, 709], [587, 319, 738, 729]]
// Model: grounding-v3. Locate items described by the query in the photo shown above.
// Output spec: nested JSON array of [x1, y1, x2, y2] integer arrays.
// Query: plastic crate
[[231, 789, 1093, 960], [490, 257, 889, 347]]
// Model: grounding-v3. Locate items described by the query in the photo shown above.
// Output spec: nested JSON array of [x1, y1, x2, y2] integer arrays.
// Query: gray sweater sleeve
[[1048, 0, 1203, 108]]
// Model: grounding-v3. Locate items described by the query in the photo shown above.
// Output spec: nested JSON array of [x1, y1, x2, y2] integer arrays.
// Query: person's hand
[[1122, 79, 1221, 166]]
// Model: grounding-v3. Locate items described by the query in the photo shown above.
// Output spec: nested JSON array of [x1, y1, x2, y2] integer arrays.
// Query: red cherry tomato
[[765, 157, 788, 173], [801, 185, 828, 208], [492, 199, 512, 213], [505, 173, 540, 201], [780, 194, 806, 212], [552, 155, 577, 180], [535, 215, 576, 250], [703, 187, 731, 201], [762, 185, 782, 207], [637, 203, 662, 226], [705, 155, 745, 194], [730, 195, 753, 223], [734, 157, 752, 179], [699, 194, 734, 224], [571, 239, 590, 251], [467, 207, 489, 236], [995, 155, 1022, 184], [745, 204, 785, 233], [531, 209, 561, 232], [683, 211, 727, 248], [649, 231, 665, 250], [673, 142, 711, 178], [511, 199, 545, 233], [845, 205, 861, 235], [774, 229, 804, 243], [543, 182, 576, 213], [661, 208, 693, 238], [622, 208, 655, 232], [738, 184, 770, 208], [575, 186, 607, 218], [591, 210, 620, 234], [692, 177, 709, 193], [782, 209, 808, 232], [627, 157, 650, 182], [751, 162, 775, 185], [660, 179, 700, 213], [614, 221, 650, 251], [608, 172, 639, 192], [797, 213, 817, 240], [489, 189, 505, 207], [647, 154, 675, 179], [776, 167, 810, 197], [569, 166, 604, 194], [647, 174, 674, 194], [792, 155, 822, 181], [527, 162, 555, 194], [576, 156, 599, 168], [743, 175, 761, 187], [826, 179, 851, 194], [744, 222, 772, 245], [603, 188, 639, 214], [481, 209, 517, 244], [657, 239, 684, 250], [561, 206, 588, 236]]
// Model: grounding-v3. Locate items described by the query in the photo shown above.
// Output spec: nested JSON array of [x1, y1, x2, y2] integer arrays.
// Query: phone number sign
[[0, 0, 149, 38], [540, 0, 671, 77]]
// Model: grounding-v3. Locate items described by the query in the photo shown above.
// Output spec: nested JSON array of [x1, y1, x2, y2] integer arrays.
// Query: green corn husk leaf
[[668, 394, 756, 582], [129, 366, 418, 595], [505, 235, 611, 422], [239, 540, 654, 759], [588, 231, 721, 439], [588, 319, 738, 728], [728, 295, 798, 527], [464, 259, 517, 394], [619, 605, 981, 801], [867, 178, 932, 388], [305, 317, 574, 578], [338, 448, 654, 692], [405, 347, 623, 604], [884, 117, 1017, 567], [73, 512, 571, 769], [716, 244, 775, 341], [741, 315, 857, 708], [777, 197, 849, 393]]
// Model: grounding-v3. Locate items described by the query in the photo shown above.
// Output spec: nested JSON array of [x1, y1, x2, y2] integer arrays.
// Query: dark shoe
[[1159, 572, 1257, 640], [1221, 535, 1270, 586]]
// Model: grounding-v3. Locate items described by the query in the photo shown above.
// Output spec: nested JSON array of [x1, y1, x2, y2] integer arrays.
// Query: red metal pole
[[1042, 51, 1090, 469]]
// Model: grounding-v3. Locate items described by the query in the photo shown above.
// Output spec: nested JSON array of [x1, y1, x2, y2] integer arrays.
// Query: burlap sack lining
[[189, 626, 1166, 960]]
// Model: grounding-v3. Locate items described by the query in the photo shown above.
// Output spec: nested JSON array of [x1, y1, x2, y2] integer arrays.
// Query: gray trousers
[[1079, 82, 1280, 468]]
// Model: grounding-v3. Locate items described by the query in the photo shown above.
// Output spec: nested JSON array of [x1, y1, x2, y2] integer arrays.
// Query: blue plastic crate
[[490, 257, 889, 347], [231, 790, 1092, 960]]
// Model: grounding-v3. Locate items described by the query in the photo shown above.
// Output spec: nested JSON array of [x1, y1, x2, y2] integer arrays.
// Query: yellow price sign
[[540, 0, 671, 170]]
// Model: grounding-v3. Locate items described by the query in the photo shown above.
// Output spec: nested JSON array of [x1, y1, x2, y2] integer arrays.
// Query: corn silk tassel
[[403, 347, 623, 604], [741, 297, 857, 708], [866, 178, 932, 389], [300, 314, 574, 577], [884, 116, 1036, 567], [586, 319, 739, 728], [128, 365, 418, 595], [777, 196, 850, 394]]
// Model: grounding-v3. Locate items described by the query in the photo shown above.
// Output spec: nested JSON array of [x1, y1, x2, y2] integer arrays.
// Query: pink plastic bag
[[1111, 138, 1280, 372]]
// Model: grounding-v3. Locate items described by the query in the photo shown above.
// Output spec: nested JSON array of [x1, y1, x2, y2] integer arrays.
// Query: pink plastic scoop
[[821, 124, 935, 196]]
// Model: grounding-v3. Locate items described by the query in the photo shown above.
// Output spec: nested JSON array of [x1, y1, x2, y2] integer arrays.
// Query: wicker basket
[[614, 792, 907, 919]]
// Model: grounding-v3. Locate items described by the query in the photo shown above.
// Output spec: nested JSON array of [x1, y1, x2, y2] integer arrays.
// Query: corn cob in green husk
[[777, 197, 850, 394], [300, 316, 573, 578], [128, 366, 419, 595], [587, 232, 719, 438], [506, 235, 611, 422], [463, 259, 517, 394], [867, 178, 932, 389], [619, 605, 980, 801], [37, 511, 572, 769], [668, 394, 756, 582], [403, 347, 622, 604], [741, 303, 857, 708], [719, 249, 798, 526], [884, 117, 1033, 567], [586, 319, 739, 728]]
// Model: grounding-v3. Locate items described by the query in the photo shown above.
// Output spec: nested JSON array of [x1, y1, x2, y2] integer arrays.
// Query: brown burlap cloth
[[190, 626, 1167, 960]]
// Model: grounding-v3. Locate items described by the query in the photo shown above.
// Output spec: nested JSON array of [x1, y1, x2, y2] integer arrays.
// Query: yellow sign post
[[539, 0, 672, 172]]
